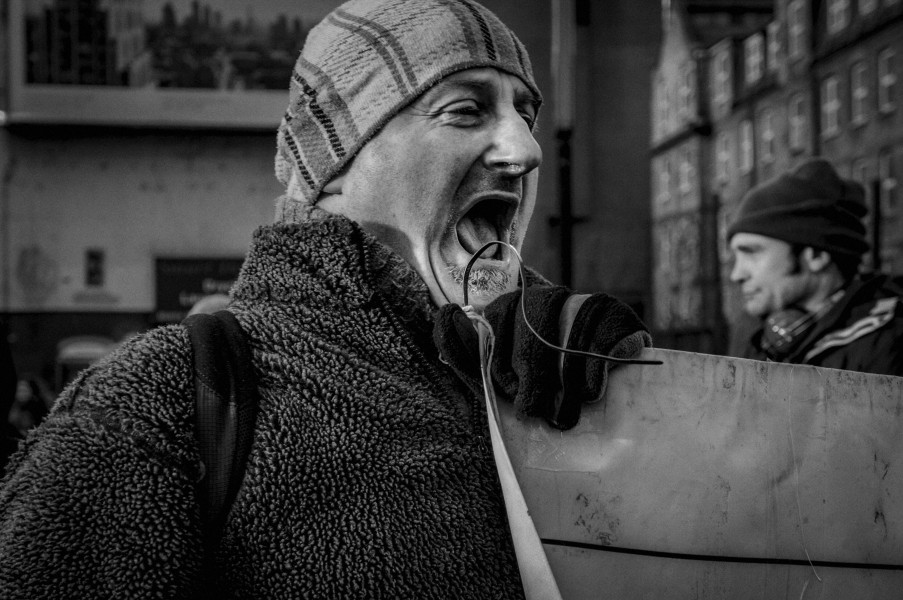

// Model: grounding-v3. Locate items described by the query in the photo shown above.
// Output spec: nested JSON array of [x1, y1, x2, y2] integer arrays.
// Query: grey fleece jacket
[[0, 215, 524, 599]]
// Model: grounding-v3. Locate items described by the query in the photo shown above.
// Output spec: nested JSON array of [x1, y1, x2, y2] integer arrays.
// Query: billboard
[[6, 0, 340, 128]]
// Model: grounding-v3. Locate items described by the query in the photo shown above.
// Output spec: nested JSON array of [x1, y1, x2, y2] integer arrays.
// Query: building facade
[[650, 0, 773, 352], [651, 0, 903, 354], [811, 0, 903, 274]]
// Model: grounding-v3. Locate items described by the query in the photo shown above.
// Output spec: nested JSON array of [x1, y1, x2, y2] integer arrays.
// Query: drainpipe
[[0, 136, 11, 312], [552, 0, 576, 287]]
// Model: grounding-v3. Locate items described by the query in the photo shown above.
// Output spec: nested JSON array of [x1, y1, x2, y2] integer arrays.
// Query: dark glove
[[433, 285, 569, 406], [434, 286, 652, 430], [557, 293, 652, 428], [433, 301, 483, 393]]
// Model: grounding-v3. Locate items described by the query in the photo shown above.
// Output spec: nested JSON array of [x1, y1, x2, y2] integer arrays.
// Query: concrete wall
[[571, 0, 661, 316], [3, 130, 278, 312]]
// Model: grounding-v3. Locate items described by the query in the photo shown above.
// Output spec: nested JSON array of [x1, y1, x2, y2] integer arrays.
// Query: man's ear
[[322, 164, 350, 195], [801, 247, 832, 273], [322, 173, 346, 195]]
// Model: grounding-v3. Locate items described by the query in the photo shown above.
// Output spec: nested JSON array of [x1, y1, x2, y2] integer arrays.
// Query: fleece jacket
[[0, 215, 524, 599]]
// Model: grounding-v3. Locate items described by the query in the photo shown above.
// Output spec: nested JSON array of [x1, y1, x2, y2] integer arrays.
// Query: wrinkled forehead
[[729, 232, 792, 254], [404, 67, 541, 112]]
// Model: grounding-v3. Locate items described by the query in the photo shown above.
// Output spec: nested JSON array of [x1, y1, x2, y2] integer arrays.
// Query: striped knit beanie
[[274, 0, 541, 222], [727, 158, 869, 259]]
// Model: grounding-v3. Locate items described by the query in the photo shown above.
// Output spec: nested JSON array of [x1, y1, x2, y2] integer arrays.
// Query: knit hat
[[726, 158, 870, 259], [274, 0, 541, 222]]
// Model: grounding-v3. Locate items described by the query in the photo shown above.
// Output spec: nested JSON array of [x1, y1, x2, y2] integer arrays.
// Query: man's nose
[[483, 112, 542, 176], [729, 258, 745, 283]]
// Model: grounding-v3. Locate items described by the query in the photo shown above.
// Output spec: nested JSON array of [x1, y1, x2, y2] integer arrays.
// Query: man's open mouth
[[455, 197, 516, 260]]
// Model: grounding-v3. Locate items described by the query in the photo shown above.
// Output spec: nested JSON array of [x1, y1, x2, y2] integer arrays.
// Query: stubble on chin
[[447, 265, 512, 302], [442, 199, 524, 303]]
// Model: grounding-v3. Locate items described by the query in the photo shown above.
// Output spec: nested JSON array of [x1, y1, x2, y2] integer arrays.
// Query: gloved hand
[[433, 285, 652, 430], [556, 293, 653, 427]]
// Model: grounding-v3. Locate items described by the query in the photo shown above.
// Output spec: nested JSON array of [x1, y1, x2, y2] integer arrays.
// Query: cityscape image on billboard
[[21, 0, 332, 90]]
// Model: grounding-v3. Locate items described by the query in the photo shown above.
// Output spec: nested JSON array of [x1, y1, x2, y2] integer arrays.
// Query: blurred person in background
[[727, 158, 903, 376], [0, 0, 650, 598], [8, 376, 52, 437]]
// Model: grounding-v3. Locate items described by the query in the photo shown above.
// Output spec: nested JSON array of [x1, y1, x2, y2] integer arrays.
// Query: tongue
[[457, 215, 498, 258]]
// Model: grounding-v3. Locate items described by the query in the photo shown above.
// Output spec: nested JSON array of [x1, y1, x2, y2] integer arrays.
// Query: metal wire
[[462, 241, 663, 366]]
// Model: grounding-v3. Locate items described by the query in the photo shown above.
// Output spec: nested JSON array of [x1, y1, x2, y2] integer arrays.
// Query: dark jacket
[[744, 274, 903, 377], [0, 216, 524, 599]]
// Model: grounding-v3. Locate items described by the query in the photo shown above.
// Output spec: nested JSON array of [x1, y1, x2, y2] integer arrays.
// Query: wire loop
[[462, 241, 663, 366]]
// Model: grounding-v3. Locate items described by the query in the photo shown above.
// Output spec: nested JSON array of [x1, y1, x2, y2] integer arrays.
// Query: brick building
[[651, 0, 903, 354]]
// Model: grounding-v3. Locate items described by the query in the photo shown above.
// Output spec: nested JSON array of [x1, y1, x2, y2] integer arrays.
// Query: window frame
[[759, 109, 776, 164], [654, 73, 668, 139], [766, 22, 781, 74], [850, 61, 869, 126], [744, 33, 765, 86], [879, 149, 898, 217], [712, 48, 732, 109], [827, 0, 851, 35], [678, 62, 695, 122], [715, 131, 732, 183], [788, 93, 807, 151], [787, 0, 806, 59], [739, 119, 754, 174], [878, 48, 897, 114], [859, 0, 878, 15], [821, 75, 841, 138], [657, 157, 673, 208]]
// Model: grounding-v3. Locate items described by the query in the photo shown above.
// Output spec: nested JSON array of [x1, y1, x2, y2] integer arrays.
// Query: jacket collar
[[782, 275, 881, 362], [232, 213, 435, 326]]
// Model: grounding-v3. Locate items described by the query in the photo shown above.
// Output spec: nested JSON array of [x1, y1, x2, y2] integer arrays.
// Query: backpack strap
[[182, 309, 258, 550]]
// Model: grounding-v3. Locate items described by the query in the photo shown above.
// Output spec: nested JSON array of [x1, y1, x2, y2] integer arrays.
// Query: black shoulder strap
[[182, 310, 258, 549]]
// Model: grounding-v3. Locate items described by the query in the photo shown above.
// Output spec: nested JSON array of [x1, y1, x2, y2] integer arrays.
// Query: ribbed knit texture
[[274, 0, 540, 221], [0, 215, 524, 599], [726, 158, 870, 259]]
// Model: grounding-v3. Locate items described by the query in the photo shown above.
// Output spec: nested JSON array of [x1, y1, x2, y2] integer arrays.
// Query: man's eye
[[447, 102, 482, 116], [519, 112, 537, 130]]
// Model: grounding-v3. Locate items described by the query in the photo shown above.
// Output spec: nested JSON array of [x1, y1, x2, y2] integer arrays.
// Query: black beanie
[[726, 158, 870, 259]]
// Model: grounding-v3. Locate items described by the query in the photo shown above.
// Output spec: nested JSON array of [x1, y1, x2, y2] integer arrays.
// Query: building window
[[878, 48, 897, 114], [852, 159, 870, 199], [821, 75, 841, 137], [657, 158, 672, 207], [859, 0, 878, 15], [653, 78, 662, 139], [788, 93, 808, 151], [787, 0, 806, 59], [716, 132, 732, 183], [759, 109, 776, 163], [850, 61, 868, 126], [654, 74, 667, 138], [663, 87, 674, 134], [739, 120, 754, 174], [827, 0, 851, 35], [679, 148, 694, 195], [879, 150, 898, 217], [766, 22, 781, 73], [744, 33, 764, 86], [678, 63, 694, 122], [712, 48, 732, 109]]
